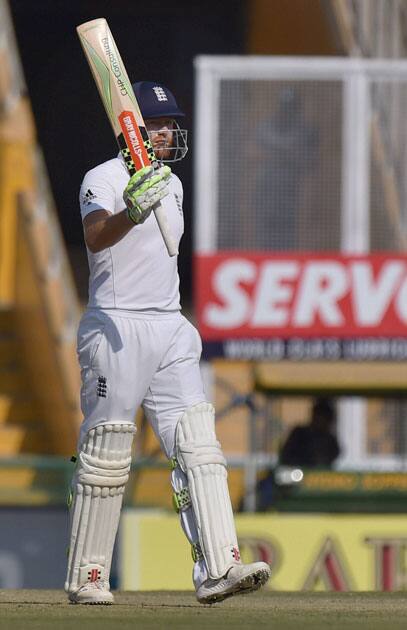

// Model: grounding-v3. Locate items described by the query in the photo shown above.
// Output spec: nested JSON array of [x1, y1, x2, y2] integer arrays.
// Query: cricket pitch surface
[[1, 590, 407, 630]]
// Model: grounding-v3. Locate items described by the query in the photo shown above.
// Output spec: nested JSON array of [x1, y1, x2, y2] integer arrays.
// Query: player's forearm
[[85, 210, 134, 253]]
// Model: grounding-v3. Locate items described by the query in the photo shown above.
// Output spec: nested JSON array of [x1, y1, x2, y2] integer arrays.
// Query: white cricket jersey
[[79, 156, 184, 311]]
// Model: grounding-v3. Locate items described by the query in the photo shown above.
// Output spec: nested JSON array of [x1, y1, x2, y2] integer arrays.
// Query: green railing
[[3, 455, 407, 512]]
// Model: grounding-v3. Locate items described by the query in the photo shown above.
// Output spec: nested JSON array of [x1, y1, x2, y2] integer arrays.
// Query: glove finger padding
[[124, 165, 171, 225], [127, 165, 154, 190], [136, 179, 169, 210]]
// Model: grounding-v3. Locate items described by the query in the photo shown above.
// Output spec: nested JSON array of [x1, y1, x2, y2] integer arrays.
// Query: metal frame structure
[[193, 56, 407, 484], [194, 55, 407, 253]]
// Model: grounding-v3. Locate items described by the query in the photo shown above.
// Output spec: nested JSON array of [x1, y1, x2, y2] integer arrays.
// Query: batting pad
[[175, 402, 241, 579], [65, 423, 136, 593]]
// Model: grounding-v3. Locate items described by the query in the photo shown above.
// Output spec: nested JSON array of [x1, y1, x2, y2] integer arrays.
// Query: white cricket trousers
[[77, 308, 207, 455]]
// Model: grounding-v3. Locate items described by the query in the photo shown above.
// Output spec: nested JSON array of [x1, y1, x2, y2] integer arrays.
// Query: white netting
[[369, 80, 407, 251], [216, 79, 342, 251], [195, 57, 407, 255], [194, 58, 407, 471]]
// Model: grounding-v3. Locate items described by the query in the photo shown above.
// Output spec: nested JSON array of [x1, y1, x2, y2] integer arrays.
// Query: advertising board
[[120, 511, 407, 591], [195, 254, 407, 360]]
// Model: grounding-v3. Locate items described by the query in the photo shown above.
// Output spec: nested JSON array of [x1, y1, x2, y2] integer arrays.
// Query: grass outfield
[[1, 590, 407, 630]]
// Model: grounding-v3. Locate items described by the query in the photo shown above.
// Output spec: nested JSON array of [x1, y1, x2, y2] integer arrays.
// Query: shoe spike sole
[[201, 567, 270, 605]]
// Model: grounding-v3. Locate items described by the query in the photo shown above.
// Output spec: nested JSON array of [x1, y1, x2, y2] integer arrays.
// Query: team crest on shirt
[[83, 188, 97, 206], [97, 376, 107, 398], [174, 193, 183, 215]]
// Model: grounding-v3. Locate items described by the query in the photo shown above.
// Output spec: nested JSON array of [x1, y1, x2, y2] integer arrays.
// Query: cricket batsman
[[65, 81, 271, 605]]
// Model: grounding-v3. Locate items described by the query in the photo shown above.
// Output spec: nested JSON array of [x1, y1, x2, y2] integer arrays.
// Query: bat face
[[77, 18, 156, 174], [77, 17, 179, 256]]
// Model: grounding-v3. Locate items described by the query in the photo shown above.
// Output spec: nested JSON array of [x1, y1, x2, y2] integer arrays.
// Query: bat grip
[[153, 201, 178, 257]]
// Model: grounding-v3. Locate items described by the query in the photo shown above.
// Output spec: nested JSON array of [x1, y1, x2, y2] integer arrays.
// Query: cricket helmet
[[132, 81, 185, 118], [132, 81, 188, 162]]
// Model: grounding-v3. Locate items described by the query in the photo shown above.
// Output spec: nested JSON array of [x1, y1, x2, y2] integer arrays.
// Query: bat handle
[[153, 201, 178, 257]]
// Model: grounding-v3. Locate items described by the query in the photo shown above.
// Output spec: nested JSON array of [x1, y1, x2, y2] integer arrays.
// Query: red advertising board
[[195, 253, 407, 360]]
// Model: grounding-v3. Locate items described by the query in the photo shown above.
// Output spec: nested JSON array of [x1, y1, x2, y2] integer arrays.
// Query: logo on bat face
[[119, 111, 150, 170]]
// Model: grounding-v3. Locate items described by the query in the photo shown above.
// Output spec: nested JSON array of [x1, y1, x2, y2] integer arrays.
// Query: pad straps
[[65, 423, 136, 593], [175, 403, 241, 579]]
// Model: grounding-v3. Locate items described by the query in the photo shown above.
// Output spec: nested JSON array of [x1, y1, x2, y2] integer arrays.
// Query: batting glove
[[124, 165, 171, 225]]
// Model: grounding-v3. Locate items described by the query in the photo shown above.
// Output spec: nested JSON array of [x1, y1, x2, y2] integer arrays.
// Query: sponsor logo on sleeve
[[83, 189, 97, 206]]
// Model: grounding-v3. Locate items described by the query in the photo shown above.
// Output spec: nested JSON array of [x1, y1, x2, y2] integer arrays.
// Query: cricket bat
[[76, 17, 178, 257]]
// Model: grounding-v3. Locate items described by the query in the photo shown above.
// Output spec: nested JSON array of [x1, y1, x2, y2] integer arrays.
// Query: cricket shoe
[[196, 562, 271, 604], [68, 581, 114, 605]]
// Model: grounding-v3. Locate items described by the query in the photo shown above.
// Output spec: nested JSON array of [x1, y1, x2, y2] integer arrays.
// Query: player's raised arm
[[82, 165, 171, 253], [77, 18, 178, 256]]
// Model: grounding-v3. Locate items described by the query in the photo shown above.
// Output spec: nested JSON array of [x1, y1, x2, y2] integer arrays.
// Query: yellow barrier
[[0, 3, 81, 455], [14, 179, 82, 454], [120, 511, 407, 591], [0, 142, 82, 455], [0, 142, 27, 303]]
